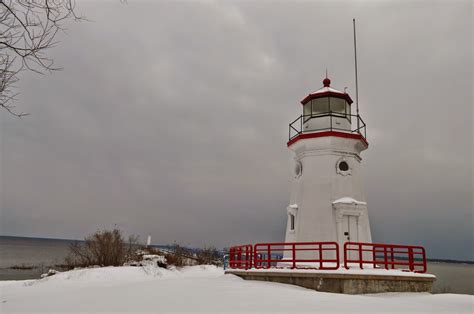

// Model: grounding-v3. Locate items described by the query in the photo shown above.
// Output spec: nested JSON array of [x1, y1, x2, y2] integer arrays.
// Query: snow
[[333, 197, 367, 205], [142, 254, 166, 263], [310, 86, 347, 95], [0, 266, 471, 313]]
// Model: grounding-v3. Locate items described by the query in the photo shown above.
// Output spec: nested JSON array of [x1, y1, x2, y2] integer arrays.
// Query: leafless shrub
[[196, 247, 222, 266], [161, 245, 223, 267], [65, 229, 141, 268], [168, 245, 212, 268], [163, 245, 192, 267]]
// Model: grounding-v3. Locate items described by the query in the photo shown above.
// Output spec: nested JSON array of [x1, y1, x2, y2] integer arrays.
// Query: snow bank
[[0, 265, 472, 313], [333, 197, 367, 205]]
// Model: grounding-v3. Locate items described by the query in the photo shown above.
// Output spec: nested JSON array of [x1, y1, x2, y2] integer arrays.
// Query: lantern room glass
[[312, 98, 329, 115], [330, 98, 346, 115], [304, 102, 311, 120], [303, 97, 350, 116]]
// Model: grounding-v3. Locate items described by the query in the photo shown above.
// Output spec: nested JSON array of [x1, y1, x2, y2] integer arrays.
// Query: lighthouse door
[[342, 215, 359, 242]]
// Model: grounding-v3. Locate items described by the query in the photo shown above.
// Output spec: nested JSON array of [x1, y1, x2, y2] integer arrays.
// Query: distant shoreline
[[0, 235, 82, 243], [1, 235, 473, 265], [427, 259, 474, 265]]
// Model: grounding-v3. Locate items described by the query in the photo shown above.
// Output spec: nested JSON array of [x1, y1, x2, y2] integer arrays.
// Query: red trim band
[[287, 131, 369, 147]]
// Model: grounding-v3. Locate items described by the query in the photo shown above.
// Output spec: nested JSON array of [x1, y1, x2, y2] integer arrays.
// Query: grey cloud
[[0, 0, 472, 259]]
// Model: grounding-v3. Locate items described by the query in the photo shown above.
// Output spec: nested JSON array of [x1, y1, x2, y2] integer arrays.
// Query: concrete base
[[225, 269, 436, 294]]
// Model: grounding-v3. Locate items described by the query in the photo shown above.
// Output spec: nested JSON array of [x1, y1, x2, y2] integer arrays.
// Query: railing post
[[238, 247, 241, 269], [319, 243, 323, 269], [292, 244, 296, 269], [246, 246, 249, 270], [344, 243, 349, 270], [391, 247, 395, 269], [235, 248, 238, 269], [233, 247, 236, 269], [254, 245, 258, 269], [357, 114, 360, 135], [383, 246, 388, 270], [245, 246, 249, 270], [420, 247, 427, 273], [267, 244, 271, 269], [249, 246, 252, 269], [364, 120, 367, 138], [359, 243, 363, 269], [408, 247, 414, 271], [372, 245, 377, 268]]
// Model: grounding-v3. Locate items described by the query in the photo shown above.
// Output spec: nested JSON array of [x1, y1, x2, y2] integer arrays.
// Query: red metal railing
[[229, 244, 253, 270], [228, 241, 427, 273], [344, 242, 427, 273], [229, 242, 339, 270], [253, 242, 339, 270]]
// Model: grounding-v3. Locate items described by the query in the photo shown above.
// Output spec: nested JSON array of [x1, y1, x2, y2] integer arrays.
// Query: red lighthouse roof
[[301, 78, 353, 105]]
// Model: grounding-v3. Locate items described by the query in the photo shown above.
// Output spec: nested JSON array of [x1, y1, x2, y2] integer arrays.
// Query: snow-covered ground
[[0, 265, 472, 313]]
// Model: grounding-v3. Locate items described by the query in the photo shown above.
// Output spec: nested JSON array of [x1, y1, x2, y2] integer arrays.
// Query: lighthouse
[[285, 77, 372, 256], [227, 75, 435, 294]]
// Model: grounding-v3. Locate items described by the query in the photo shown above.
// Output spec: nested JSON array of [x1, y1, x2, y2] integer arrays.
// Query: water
[[0, 236, 73, 280], [0, 236, 473, 294], [428, 262, 474, 294]]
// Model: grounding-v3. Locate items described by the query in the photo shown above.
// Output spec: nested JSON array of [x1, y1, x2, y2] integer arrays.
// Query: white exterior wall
[[303, 116, 351, 132], [284, 135, 372, 258]]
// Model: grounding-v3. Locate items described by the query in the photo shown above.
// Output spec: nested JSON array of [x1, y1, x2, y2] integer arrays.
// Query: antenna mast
[[353, 18, 360, 130]]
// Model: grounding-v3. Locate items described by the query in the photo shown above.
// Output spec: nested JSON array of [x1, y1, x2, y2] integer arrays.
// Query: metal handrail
[[227, 241, 427, 273], [289, 112, 367, 141], [343, 242, 427, 273], [253, 242, 339, 270], [229, 244, 253, 270]]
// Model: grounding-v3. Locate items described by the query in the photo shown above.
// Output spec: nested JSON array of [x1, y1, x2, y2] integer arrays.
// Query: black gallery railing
[[288, 112, 367, 141]]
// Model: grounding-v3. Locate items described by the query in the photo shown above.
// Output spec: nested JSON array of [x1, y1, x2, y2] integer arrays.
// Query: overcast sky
[[0, 0, 472, 260]]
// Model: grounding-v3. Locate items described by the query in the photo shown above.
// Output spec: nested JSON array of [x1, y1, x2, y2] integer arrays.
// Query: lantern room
[[288, 77, 367, 146]]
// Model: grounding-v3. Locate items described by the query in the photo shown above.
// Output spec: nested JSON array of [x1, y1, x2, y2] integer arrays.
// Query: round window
[[338, 161, 349, 172]]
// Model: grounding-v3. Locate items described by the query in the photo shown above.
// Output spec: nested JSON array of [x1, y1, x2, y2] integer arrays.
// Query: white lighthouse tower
[[285, 76, 372, 255]]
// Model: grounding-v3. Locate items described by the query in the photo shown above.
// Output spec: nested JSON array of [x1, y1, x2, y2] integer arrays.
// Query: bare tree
[[0, 0, 81, 117], [65, 229, 142, 268], [196, 247, 223, 266]]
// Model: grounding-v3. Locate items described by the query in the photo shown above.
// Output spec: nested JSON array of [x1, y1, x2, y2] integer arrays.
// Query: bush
[[65, 229, 141, 268], [196, 247, 222, 266], [162, 245, 223, 267], [164, 245, 193, 267]]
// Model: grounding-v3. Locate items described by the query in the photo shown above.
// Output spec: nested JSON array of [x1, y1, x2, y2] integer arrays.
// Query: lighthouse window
[[304, 102, 311, 121], [290, 214, 295, 231], [330, 98, 346, 115], [338, 161, 349, 172], [311, 97, 329, 115]]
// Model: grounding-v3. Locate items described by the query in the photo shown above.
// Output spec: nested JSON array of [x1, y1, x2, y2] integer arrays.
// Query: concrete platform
[[225, 268, 436, 294]]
